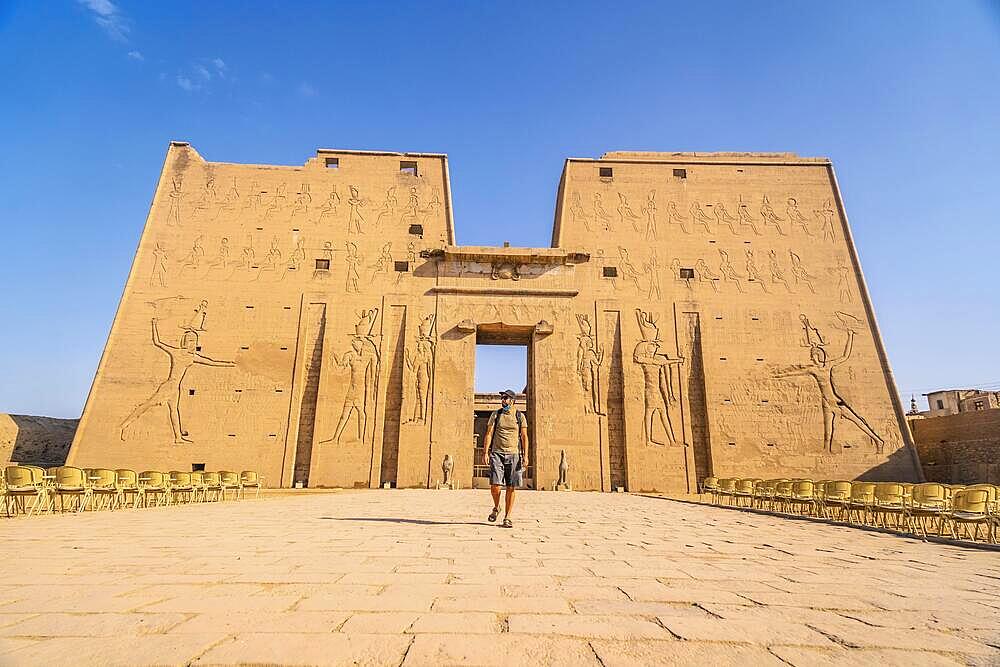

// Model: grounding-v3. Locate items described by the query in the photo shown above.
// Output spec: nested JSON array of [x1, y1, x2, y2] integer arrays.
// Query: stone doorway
[[472, 323, 534, 489]]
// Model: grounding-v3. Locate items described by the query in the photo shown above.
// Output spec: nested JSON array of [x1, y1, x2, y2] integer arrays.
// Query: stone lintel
[[430, 286, 579, 298], [428, 246, 590, 265]]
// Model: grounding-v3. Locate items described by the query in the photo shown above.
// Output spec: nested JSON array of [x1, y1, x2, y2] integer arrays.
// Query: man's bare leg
[[505, 487, 516, 519], [490, 485, 501, 512]]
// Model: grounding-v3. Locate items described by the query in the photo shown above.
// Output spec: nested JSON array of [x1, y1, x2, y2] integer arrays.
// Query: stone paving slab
[[0, 489, 998, 666]]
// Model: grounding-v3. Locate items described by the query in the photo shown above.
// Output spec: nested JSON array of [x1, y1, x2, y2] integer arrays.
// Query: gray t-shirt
[[487, 409, 526, 455]]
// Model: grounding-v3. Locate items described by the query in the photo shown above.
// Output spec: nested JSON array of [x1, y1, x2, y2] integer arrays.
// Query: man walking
[[483, 389, 528, 528]]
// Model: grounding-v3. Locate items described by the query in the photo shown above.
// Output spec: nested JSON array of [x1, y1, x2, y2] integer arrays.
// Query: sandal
[[488, 508, 499, 522], [501, 518, 513, 528]]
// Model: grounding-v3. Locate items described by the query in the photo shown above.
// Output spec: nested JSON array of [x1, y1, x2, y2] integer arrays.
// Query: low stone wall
[[0, 414, 78, 468], [910, 410, 1000, 484]]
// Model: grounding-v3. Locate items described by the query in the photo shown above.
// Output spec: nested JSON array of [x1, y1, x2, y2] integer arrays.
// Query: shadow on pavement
[[320, 516, 488, 526]]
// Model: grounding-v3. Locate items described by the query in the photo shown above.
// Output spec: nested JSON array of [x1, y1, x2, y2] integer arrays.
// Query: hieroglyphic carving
[[642, 190, 657, 240], [815, 198, 837, 242], [835, 258, 853, 304], [256, 238, 282, 281], [690, 201, 713, 233], [644, 251, 662, 300], [370, 242, 393, 281], [666, 201, 690, 234], [406, 314, 435, 423], [786, 197, 811, 235], [214, 177, 240, 220], [290, 183, 311, 222], [178, 236, 205, 274], [150, 242, 169, 287], [191, 177, 217, 220], [714, 201, 739, 234], [262, 182, 287, 221], [166, 176, 183, 225], [313, 241, 334, 280], [618, 248, 643, 293], [347, 186, 367, 234], [633, 309, 684, 446], [375, 187, 397, 227], [575, 314, 605, 415], [774, 312, 883, 453], [760, 195, 787, 236], [617, 193, 642, 232], [718, 249, 745, 293], [695, 258, 719, 292], [744, 248, 770, 293], [316, 185, 341, 224], [324, 309, 380, 444], [570, 192, 593, 232], [284, 238, 306, 277], [593, 193, 612, 230], [767, 249, 794, 293], [205, 237, 231, 275], [491, 262, 521, 281], [119, 315, 235, 444], [243, 180, 265, 216], [187, 299, 209, 331], [737, 196, 763, 235], [789, 250, 817, 294], [400, 187, 419, 227], [345, 241, 362, 293]]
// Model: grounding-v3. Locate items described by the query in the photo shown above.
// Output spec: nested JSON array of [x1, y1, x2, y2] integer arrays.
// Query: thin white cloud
[[194, 64, 212, 81], [176, 75, 198, 92], [77, 0, 130, 41], [297, 82, 318, 98], [127, 50, 144, 61], [212, 58, 227, 76]]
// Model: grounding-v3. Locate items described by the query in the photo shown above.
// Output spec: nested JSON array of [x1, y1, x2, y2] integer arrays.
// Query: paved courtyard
[[0, 490, 997, 666]]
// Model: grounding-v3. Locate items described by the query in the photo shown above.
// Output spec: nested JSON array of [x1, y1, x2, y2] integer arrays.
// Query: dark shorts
[[489, 450, 523, 488]]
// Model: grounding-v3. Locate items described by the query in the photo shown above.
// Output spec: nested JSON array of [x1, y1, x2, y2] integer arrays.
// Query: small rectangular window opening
[[315, 258, 331, 270], [602, 266, 618, 278], [192, 463, 206, 471], [188, 389, 196, 396], [394, 261, 409, 272], [599, 166, 613, 179], [399, 160, 418, 176], [673, 168, 687, 179], [408, 224, 424, 236], [727, 442, 737, 447], [240, 346, 249, 350], [325, 157, 339, 169], [195, 346, 202, 352], [679, 268, 695, 279]]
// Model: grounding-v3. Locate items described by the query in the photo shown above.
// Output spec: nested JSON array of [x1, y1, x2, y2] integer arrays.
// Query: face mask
[[501, 402, 511, 413]]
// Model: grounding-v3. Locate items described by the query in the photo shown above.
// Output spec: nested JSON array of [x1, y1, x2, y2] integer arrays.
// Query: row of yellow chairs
[[701, 477, 999, 544], [2, 466, 263, 517]]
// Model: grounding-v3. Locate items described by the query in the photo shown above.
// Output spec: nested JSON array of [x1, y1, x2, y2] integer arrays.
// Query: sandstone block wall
[[67, 145, 922, 491], [910, 411, 1000, 484]]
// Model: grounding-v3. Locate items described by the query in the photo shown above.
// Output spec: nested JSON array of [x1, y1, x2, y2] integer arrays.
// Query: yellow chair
[[944, 488, 994, 543], [733, 478, 757, 508], [3, 466, 51, 516], [88, 469, 120, 510], [752, 479, 779, 510], [773, 480, 794, 513], [219, 471, 242, 501], [871, 482, 906, 529], [168, 471, 195, 504], [202, 472, 224, 502], [115, 469, 143, 509], [905, 483, 948, 538], [846, 482, 876, 525], [788, 480, 816, 516], [139, 471, 170, 507], [240, 471, 263, 499], [715, 478, 737, 506], [701, 477, 719, 503], [821, 481, 852, 520], [190, 471, 208, 502], [51, 466, 92, 513]]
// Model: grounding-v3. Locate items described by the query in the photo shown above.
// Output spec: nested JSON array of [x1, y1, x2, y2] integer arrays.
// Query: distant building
[[921, 389, 1000, 418]]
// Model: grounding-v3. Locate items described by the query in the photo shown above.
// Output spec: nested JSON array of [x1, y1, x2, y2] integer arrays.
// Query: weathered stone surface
[[2, 490, 997, 665], [66, 145, 921, 493]]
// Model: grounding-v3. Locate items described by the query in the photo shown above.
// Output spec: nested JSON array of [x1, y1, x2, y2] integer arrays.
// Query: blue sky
[[1, 1, 999, 417]]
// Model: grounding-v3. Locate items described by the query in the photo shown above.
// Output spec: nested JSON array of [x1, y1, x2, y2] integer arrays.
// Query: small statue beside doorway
[[555, 449, 572, 491]]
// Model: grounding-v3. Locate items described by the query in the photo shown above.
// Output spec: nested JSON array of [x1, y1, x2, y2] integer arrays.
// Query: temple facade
[[67, 143, 923, 491]]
